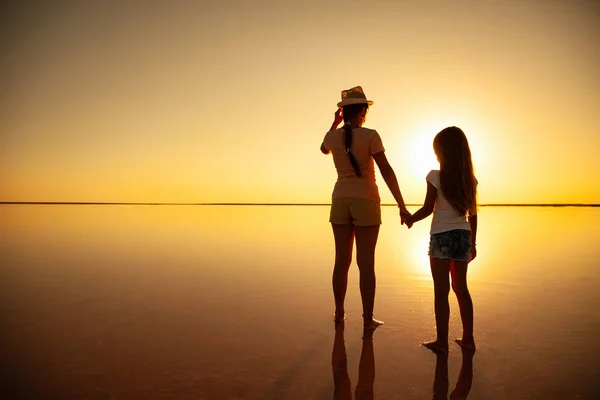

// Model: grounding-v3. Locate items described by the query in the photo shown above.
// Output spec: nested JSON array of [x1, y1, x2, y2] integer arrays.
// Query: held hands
[[399, 208, 413, 229]]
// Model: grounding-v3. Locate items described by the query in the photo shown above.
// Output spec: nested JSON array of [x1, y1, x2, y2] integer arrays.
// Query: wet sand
[[1, 205, 599, 399]]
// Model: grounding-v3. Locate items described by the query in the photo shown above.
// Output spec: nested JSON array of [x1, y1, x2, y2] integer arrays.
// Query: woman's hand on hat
[[333, 108, 343, 128]]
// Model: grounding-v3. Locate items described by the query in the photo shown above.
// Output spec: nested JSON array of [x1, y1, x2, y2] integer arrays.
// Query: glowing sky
[[1, 0, 598, 203]]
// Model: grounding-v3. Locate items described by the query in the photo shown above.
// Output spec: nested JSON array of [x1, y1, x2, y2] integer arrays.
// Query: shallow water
[[1, 205, 599, 399]]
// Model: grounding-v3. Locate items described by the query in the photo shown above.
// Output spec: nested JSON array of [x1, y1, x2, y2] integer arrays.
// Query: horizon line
[[1, 202, 599, 207]]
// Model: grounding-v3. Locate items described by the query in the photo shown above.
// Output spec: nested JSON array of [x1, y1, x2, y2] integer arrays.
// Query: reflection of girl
[[406, 126, 478, 352], [432, 348, 475, 400], [321, 86, 410, 330]]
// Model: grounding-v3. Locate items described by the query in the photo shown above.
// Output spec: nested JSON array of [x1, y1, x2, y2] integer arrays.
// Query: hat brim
[[337, 99, 374, 108]]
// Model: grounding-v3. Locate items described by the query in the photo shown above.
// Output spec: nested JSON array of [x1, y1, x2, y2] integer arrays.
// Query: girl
[[406, 126, 478, 352], [321, 86, 411, 331]]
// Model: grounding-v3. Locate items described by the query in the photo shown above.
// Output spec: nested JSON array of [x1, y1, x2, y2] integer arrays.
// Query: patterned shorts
[[429, 229, 472, 261]]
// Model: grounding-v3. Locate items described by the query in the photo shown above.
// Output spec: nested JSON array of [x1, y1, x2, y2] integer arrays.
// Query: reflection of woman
[[331, 322, 375, 400], [321, 86, 410, 330], [332, 323, 352, 400], [432, 347, 475, 400], [355, 330, 375, 400]]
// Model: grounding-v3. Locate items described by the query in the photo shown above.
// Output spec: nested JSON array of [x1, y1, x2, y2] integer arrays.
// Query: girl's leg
[[424, 256, 451, 352], [450, 261, 475, 348], [332, 223, 355, 321], [354, 225, 380, 325]]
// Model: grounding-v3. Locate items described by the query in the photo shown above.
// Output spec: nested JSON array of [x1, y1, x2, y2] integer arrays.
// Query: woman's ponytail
[[343, 121, 362, 177]]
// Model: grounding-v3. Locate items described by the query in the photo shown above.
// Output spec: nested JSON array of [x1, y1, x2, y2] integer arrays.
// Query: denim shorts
[[429, 229, 472, 261]]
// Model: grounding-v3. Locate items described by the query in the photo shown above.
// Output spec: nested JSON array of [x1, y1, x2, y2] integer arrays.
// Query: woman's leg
[[424, 256, 451, 352], [332, 223, 355, 321], [450, 260, 475, 347], [354, 225, 380, 322]]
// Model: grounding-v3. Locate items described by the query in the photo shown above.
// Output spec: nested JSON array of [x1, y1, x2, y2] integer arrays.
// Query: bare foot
[[422, 340, 449, 353], [363, 317, 384, 331], [333, 312, 346, 324], [454, 338, 476, 351]]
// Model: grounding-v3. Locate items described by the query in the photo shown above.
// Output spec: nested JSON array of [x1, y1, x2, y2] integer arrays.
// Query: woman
[[321, 86, 410, 330]]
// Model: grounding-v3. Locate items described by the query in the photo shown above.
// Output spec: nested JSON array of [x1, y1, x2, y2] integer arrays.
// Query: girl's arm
[[372, 152, 410, 221], [469, 214, 478, 261], [406, 182, 437, 227]]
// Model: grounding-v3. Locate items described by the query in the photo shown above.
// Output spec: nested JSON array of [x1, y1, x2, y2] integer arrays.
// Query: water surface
[[1, 205, 599, 399]]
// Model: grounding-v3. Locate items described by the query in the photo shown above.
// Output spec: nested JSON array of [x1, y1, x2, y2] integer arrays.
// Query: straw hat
[[337, 86, 374, 108]]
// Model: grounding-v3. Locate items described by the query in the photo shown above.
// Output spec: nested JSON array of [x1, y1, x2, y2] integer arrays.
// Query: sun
[[406, 120, 444, 180], [380, 110, 489, 204], [403, 116, 487, 183]]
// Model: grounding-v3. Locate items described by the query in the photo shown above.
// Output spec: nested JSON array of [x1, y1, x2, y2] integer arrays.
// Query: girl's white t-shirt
[[426, 170, 477, 235]]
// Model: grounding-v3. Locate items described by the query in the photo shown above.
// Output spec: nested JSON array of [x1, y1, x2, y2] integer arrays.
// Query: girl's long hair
[[342, 104, 368, 177], [433, 126, 477, 216]]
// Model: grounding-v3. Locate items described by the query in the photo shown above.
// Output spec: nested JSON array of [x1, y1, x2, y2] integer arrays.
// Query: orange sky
[[1, 1, 599, 204]]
